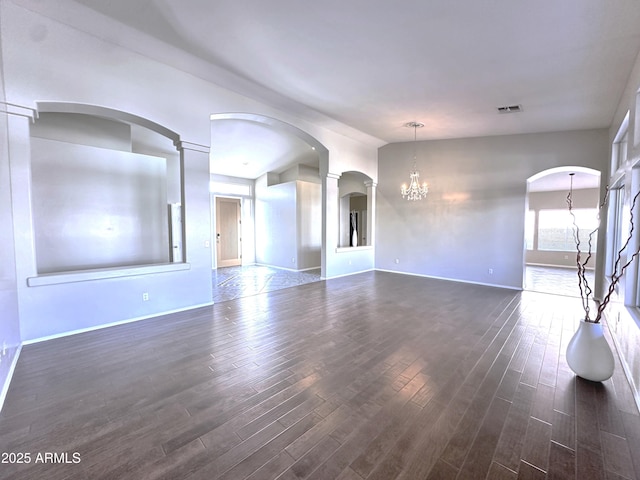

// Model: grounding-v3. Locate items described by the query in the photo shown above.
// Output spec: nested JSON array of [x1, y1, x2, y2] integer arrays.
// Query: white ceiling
[[60, 1, 640, 177], [210, 119, 319, 179], [528, 170, 600, 193]]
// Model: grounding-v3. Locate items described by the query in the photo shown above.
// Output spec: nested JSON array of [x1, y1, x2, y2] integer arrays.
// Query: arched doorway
[[524, 167, 601, 296], [209, 113, 329, 301]]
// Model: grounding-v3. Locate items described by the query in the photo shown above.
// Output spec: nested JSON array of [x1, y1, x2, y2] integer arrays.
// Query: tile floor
[[212, 265, 322, 303], [525, 265, 595, 298], [214, 265, 594, 303]]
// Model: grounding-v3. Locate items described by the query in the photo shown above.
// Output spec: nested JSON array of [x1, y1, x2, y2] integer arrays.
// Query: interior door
[[216, 197, 242, 267]]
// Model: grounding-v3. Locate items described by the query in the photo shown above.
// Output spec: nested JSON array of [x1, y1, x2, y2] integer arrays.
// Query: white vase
[[352, 230, 358, 247], [566, 319, 615, 382]]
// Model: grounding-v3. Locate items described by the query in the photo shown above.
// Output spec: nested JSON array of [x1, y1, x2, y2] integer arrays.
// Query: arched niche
[[338, 171, 373, 247], [30, 102, 186, 274]]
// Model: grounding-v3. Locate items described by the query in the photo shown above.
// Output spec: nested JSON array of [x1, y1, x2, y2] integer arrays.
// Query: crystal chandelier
[[401, 122, 428, 201]]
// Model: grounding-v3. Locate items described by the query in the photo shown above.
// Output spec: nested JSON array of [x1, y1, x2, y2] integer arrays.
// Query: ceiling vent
[[497, 104, 523, 114]]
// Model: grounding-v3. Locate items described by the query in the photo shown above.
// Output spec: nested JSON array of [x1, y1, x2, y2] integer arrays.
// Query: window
[[612, 112, 629, 174], [612, 187, 627, 262], [537, 208, 599, 252]]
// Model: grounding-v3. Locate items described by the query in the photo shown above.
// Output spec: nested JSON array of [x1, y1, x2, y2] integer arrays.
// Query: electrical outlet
[[395, 258, 400, 264], [142, 292, 149, 301], [2, 341, 6, 356], [488, 268, 493, 275]]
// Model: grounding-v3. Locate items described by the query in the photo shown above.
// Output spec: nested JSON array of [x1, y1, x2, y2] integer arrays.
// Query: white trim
[[614, 111, 630, 143], [322, 268, 374, 280], [335, 246, 373, 253], [0, 344, 23, 414], [526, 263, 595, 271], [527, 166, 601, 185], [22, 302, 214, 345], [27, 263, 191, 287], [375, 268, 522, 291], [252, 263, 321, 273]]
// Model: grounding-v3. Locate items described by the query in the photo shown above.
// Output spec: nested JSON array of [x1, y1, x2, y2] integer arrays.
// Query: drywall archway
[[210, 113, 329, 277], [210, 113, 329, 156], [15, 101, 214, 341], [30, 102, 190, 273], [527, 166, 601, 185], [35, 102, 185, 147], [524, 166, 602, 293]]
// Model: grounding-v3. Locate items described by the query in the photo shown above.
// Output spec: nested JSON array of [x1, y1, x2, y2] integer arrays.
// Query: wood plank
[[547, 441, 575, 480], [493, 382, 536, 472], [520, 417, 552, 473], [456, 397, 511, 479], [0, 272, 638, 480]]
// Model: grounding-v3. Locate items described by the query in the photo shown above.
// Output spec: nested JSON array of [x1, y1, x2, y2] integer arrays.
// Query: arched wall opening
[[524, 166, 602, 295], [209, 113, 329, 278], [32, 102, 186, 275]]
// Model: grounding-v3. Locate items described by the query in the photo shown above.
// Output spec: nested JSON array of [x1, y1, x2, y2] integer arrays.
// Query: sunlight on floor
[[525, 265, 595, 298]]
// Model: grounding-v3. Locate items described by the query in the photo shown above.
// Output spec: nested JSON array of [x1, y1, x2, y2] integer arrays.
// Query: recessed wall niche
[[30, 112, 182, 274], [338, 171, 370, 247]]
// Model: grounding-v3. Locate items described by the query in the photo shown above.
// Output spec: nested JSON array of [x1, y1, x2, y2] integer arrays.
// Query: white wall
[[297, 181, 322, 269], [0, 0, 380, 343], [254, 174, 321, 270], [31, 138, 170, 273], [377, 129, 609, 289], [255, 176, 298, 269]]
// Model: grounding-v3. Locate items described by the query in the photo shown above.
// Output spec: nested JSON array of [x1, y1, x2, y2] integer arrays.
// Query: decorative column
[[322, 172, 341, 278], [365, 181, 377, 247], [0, 102, 31, 350], [176, 140, 213, 298]]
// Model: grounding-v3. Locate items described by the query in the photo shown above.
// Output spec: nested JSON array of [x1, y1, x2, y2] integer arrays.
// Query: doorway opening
[[524, 167, 601, 297], [215, 197, 242, 268], [209, 113, 329, 302]]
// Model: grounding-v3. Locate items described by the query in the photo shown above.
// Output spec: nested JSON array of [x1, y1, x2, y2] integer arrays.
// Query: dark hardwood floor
[[0, 271, 639, 479]]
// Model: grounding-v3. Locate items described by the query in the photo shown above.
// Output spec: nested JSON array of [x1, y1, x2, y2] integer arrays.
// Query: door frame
[[214, 195, 243, 268]]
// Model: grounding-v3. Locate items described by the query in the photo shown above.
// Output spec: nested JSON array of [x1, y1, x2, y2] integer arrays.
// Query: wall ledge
[[27, 263, 191, 287], [335, 246, 373, 253]]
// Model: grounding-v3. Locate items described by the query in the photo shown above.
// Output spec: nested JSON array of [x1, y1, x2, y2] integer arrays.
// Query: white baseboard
[[0, 344, 23, 414], [252, 263, 321, 273], [22, 302, 214, 346], [323, 268, 374, 280], [374, 268, 522, 291]]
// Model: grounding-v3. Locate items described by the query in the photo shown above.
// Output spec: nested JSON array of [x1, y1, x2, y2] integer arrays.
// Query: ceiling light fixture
[[401, 122, 428, 201]]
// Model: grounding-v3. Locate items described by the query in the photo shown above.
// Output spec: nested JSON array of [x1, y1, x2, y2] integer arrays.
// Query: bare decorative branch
[[568, 174, 640, 323]]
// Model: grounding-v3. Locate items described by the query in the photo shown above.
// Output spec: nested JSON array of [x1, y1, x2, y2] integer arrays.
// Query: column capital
[[0, 101, 37, 123], [174, 140, 210, 154], [326, 172, 342, 180], [364, 181, 378, 188]]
